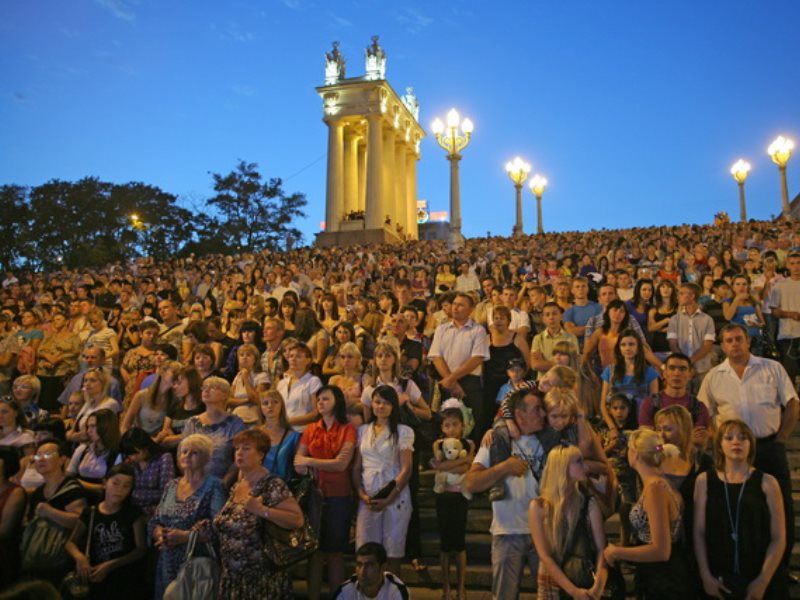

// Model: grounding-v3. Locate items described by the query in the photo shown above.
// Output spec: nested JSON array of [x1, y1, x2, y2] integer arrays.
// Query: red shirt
[[300, 420, 356, 497]]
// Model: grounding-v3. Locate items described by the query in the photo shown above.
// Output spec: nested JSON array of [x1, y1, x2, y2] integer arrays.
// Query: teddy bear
[[432, 437, 472, 500]]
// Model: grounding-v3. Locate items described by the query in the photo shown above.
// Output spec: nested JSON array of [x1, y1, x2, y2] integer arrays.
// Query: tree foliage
[[0, 161, 307, 270], [207, 160, 306, 252]]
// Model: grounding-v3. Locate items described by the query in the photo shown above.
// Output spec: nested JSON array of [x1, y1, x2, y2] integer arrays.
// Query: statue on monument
[[364, 35, 386, 81], [402, 86, 420, 121], [324, 41, 346, 85]]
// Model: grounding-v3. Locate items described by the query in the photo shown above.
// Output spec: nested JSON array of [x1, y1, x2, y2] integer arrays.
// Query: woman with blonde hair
[[228, 343, 269, 426], [151, 434, 227, 599], [530, 445, 607, 599], [328, 341, 366, 417], [67, 368, 119, 444], [603, 428, 687, 598]]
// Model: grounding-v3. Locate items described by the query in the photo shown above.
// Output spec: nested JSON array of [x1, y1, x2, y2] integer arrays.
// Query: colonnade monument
[[315, 37, 425, 247]]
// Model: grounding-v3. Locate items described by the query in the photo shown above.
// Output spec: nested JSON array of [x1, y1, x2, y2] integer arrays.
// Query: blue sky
[[2, 0, 799, 244]]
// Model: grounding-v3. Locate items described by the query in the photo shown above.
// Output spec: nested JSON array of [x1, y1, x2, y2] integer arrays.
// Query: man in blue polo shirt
[[563, 277, 601, 349]]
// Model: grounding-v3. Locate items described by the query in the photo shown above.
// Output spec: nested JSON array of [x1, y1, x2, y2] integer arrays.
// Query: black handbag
[[288, 473, 323, 532], [559, 494, 596, 592], [262, 517, 319, 569]]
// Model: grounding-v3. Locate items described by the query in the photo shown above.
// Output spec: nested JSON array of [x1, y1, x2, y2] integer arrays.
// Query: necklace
[[722, 469, 750, 574]]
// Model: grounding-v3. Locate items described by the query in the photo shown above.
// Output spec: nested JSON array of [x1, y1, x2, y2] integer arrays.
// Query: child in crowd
[[494, 357, 535, 406], [64, 463, 147, 600], [597, 393, 638, 544], [430, 399, 475, 600]]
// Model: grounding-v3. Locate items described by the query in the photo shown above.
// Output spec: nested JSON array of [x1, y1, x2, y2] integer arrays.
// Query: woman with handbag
[[693, 420, 787, 599], [294, 384, 356, 600], [352, 385, 414, 577], [21, 438, 87, 585], [151, 434, 227, 600], [529, 445, 608, 599], [213, 428, 304, 600], [64, 464, 147, 600]]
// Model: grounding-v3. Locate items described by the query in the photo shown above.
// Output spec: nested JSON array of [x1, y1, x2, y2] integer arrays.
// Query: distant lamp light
[[767, 135, 795, 217], [528, 174, 548, 235], [506, 157, 531, 237], [730, 159, 751, 222]]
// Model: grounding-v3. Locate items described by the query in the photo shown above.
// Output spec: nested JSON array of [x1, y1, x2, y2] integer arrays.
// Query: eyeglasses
[[34, 451, 57, 460]]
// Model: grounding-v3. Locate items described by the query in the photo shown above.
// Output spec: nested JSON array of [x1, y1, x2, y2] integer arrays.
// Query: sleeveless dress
[[650, 309, 675, 353], [629, 479, 688, 598], [704, 469, 788, 599]]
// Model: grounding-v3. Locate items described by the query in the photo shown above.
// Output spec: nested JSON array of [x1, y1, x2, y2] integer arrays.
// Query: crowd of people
[[0, 217, 798, 599]]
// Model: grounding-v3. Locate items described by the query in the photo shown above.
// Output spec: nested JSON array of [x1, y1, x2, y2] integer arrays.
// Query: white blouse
[[357, 423, 414, 496], [277, 371, 322, 432]]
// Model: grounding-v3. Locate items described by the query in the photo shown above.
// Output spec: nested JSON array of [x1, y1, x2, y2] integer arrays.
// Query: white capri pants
[[355, 490, 412, 558]]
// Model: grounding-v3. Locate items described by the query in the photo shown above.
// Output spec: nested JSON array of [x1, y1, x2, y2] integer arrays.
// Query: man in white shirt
[[698, 323, 798, 565], [769, 252, 800, 384], [334, 543, 409, 600], [464, 388, 548, 600], [429, 293, 490, 441], [455, 261, 480, 294], [667, 283, 716, 390]]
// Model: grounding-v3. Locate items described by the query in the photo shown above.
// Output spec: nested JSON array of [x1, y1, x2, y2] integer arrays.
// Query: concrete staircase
[[294, 426, 800, 598]]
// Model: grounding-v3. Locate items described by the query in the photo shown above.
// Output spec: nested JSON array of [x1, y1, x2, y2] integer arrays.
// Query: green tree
[[0, 185, 33, 270], [207, 160, 306, 252]]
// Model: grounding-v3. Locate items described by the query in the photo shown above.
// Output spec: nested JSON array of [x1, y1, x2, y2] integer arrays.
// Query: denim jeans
[[491, 533, 539, 600]]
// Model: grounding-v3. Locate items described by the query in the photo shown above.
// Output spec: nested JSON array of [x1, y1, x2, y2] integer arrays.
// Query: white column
[[394, 141, 407, 238], [382, 126, 396, 232], [406, 151, 419, 239], [325, 119, 344, 232], [365, 114, 384, 230], [357, 142, 367, 213], [343, 127, 359, 216]]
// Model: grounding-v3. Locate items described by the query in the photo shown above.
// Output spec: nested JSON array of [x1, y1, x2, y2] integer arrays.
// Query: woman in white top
[[66, 368, 120, 445], [229, 344, 270, 426], [352, 385, 414, 576], [276, 344, 322, 432], [67, 408, 122, 495], [360, 343, 430, 424]]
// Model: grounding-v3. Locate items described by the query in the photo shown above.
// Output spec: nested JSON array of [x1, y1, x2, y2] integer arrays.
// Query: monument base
[[315, 227, 404, 248]]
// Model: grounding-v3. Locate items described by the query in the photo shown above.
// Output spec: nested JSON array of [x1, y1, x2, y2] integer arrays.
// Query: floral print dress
[[213, 474, 293, 600]]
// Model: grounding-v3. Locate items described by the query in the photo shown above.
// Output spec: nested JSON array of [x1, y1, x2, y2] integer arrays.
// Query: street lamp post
[[730, 159, 751, 223], [431, 108, 473, 250], [528, 174, 548, 234], [767, 135, 795, 218], [505, 157, 531, 237]]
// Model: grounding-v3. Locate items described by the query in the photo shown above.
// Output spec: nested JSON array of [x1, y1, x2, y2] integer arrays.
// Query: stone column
[[357, 142, 367, 213], [365, 114, 384, 230], [406, 150, 419, 239], [343, 127, 359, 216], [394, 141, 407, 238], [382, 125, 396, 232], [325, 119, 344, 232]]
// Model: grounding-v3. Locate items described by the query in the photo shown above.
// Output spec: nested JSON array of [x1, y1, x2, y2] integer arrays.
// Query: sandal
[[410, 558, 428, 572]]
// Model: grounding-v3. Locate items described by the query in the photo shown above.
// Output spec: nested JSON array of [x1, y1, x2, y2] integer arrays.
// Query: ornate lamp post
[[730, 159, 751, 222], [528, 174, 548, 234], [505, 157, 531, 237], [767, 135, 795, 218], [431, 108, 473, 250]]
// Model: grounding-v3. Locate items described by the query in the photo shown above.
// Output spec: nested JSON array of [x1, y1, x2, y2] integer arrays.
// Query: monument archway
[[315, 37, 425, 247]]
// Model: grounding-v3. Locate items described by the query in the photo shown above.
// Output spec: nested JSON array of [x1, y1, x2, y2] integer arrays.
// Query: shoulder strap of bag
[[85, 507, 96, 560], [562, 493, 591, 562]]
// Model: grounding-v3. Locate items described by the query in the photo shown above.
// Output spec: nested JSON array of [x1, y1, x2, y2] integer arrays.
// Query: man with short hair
[[157, 298, 185, 353], [260, 317, 286, 385], [769, 251, 800, 383], [637, 352, 710, 447], [667, 283, 716, 390], [563, 277, 602, 348], [698, 323, 798, 564], [333, 542, 409, 600], [464, 388, 549, 600], [530, 302, 578, 373], [473, 276, 497, 327], [455, 261, 480, 294], [429, 292, 490, 440]]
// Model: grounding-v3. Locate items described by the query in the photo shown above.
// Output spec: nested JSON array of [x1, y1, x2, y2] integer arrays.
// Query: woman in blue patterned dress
[[150, 434, 227, 600]]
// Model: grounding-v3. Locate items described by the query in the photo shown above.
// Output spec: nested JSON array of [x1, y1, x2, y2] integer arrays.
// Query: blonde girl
[[529, 445, 607, 599], [603, 428, 687, 598]]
